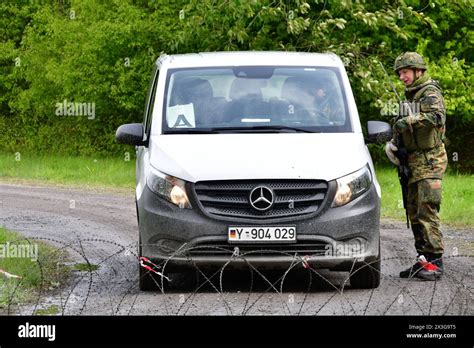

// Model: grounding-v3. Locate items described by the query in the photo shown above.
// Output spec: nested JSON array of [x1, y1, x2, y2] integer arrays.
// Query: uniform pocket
[[419, 179, 442, 205], [415, 126, 438, 150]]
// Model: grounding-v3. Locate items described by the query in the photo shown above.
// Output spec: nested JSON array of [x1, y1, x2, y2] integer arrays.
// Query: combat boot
[[428, 253, 444, 274], [399, 255, 443, 280]]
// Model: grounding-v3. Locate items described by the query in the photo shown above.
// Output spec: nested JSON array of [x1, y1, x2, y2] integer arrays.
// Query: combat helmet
[[393, 52, 427, 74]]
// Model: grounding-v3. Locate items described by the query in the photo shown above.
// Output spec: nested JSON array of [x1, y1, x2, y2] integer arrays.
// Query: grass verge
[[0, 227, 70, 313], [376, 166, 474, 227], [0, 153, 134, 189]]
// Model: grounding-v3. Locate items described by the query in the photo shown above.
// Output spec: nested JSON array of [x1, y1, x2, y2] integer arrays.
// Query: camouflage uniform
[[313, 95, 345, 124], [392, 53, 448, 258], [308, 79, 345, 125]]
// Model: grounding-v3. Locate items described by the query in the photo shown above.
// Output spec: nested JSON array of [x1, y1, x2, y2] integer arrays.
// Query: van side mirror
[[366, 121, 392, 144], [115, 123, 145, 146]]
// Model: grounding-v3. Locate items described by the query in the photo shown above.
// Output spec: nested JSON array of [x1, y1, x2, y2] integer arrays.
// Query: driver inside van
[[306, 77, 345, 125]]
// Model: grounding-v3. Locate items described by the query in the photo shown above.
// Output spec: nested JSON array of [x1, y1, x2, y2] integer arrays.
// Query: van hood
[[149, 133, 368, 182]]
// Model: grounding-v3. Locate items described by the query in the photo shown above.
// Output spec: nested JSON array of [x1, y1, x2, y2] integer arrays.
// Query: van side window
[[143, 66, 159, 142]]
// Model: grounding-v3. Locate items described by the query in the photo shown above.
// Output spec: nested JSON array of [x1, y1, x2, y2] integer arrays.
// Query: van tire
[[137, 218, 156, 291], [139, 260, 159, 291], [350, 256, 381, 289], [138, 235, 169, 292]]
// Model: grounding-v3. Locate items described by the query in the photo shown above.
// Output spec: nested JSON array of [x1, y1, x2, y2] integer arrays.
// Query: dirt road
[[0, 182, 472, 315]]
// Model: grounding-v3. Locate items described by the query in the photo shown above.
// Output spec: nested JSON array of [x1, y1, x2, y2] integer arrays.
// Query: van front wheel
[[350, 257, 381, 289], [138, 235, 168, 292], [139, 259, 160, 291]]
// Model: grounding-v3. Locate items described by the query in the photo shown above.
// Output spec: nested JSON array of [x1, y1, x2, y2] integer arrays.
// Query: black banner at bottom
[[0, 315, 472, 346]]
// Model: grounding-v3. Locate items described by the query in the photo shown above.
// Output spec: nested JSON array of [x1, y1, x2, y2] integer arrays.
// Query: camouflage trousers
[[407, 178, 444, 255]]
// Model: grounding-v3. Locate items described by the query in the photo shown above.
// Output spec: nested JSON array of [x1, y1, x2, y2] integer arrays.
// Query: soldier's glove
[[385, 141, 400, 166], [394, 114, 422, 132]]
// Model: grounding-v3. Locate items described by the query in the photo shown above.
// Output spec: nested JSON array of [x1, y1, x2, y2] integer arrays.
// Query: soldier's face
[[398, 69, 415, 85], [398, 69, 423, 86], [315, 88, 325, 98]]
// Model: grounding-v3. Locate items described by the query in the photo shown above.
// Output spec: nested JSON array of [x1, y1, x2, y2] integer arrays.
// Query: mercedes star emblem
[[249, 186, 274, 211]]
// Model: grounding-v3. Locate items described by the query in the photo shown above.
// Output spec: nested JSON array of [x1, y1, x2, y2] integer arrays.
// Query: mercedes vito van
[[116, 51, 392, 290]]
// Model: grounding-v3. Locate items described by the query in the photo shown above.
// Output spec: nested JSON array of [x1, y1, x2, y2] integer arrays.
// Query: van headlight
[[147, 169, 192, 209], [332, 165, 372, 207]]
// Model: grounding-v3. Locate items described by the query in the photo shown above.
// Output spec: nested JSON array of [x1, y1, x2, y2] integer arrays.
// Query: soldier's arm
[[395, 88, 445, 131], [411, 88, 446, 128]]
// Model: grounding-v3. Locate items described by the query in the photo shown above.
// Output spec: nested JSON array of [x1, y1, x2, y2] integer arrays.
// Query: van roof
[[157, 51, 343, 68]]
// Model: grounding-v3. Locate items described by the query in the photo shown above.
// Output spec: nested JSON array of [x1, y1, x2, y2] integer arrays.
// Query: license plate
[[228, 226, 296, 243]]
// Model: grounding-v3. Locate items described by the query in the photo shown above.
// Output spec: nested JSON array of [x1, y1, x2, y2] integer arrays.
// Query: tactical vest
[[402, 83, 445, 152]]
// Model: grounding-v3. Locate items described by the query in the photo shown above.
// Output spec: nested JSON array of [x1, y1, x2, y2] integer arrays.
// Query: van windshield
[[162, 66, 352, 134]]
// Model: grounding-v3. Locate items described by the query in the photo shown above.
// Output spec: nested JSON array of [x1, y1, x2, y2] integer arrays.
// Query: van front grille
[[185, 241, 330, 257], [193, 180, 328, 219]]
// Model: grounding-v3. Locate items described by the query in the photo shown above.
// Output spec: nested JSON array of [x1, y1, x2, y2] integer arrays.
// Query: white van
[[116, 51, 392, 290]]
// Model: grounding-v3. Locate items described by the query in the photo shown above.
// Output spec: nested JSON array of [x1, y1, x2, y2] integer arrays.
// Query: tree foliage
[[0, 0, 472, 168]]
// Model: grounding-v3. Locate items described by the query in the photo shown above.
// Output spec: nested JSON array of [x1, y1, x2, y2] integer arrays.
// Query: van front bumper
[[137, 181, 380, 272]]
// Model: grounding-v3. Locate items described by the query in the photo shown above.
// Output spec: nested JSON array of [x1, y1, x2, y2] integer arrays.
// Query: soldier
[[307, 78, 344, 125], [385, 52, 448, 280]]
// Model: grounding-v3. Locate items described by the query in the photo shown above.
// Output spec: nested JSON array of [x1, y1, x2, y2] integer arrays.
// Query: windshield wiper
[[210, 125, 318, 133], [164, 125, 319, 134]]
